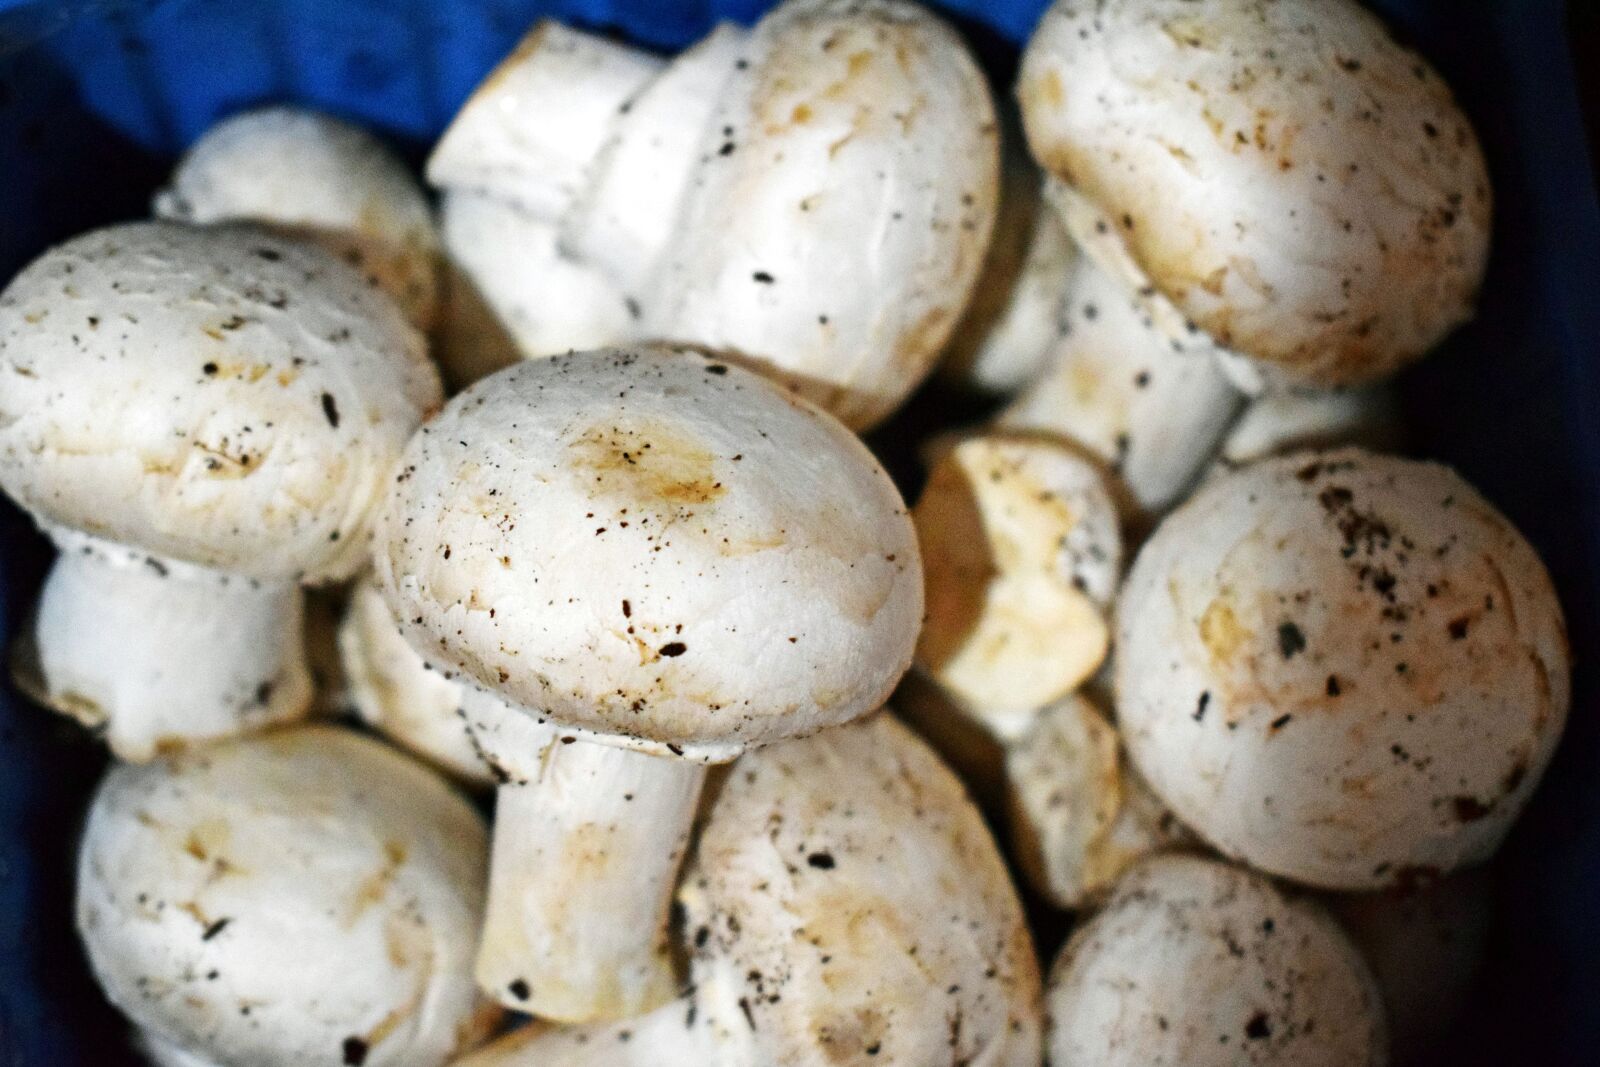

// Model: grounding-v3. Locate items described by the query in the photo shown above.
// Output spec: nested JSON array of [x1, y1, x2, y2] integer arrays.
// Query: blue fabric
[[0, 1, 1596, 1063]]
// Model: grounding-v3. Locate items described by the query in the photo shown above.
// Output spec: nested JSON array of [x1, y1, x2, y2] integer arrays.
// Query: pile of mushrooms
[[0, 0, 1573, 1065]]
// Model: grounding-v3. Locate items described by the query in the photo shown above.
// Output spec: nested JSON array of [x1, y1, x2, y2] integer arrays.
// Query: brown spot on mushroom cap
[[568, 419, 726, 508]]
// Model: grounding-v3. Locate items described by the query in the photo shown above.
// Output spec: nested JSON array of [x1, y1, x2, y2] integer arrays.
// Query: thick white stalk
[[463, 689, 705, 1021], [21, 535, 311, 761]]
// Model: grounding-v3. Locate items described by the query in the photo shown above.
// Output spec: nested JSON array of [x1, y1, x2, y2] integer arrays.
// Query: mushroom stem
[[467, 692, 704, 1021], [20, 535, 311, 761]]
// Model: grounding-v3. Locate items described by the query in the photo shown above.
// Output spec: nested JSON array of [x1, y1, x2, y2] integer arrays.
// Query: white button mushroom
[[373, 347, 922, 1020], [433, 189, 634, 389], [1017, 0, 1491, 391], [0, 222, 441, 761], [427, 22, 664, 219], [339, 577, 490, 786], [559, 23, 751, 301], [462, 713, 1043, 1066], [1330, 869, 1492, 1061], [1046, 854, 1388, 1066], [999, 245, 1243, 522], [76, 726, 498, 1066], [153, 106, 440, 332], [639, 0, 1000, 430], [938, 158, 1075, 397], [914, 433, 1121, 740], [682, 712, 1043, 1065], [1117, 449, 1570, 889], [1005, 694, 1191, 910]]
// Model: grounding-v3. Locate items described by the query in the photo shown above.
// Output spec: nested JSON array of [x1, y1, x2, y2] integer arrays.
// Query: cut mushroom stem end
[[22, 534, 311, 761], [466, 690, 707, 1022]]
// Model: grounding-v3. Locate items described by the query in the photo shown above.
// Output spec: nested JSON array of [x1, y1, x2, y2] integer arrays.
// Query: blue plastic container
[[1, 1, 1596, 1063]]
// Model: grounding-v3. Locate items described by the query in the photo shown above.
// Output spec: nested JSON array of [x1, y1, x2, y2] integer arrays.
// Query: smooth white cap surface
[[1046, 854, 1388, 1066], [681, 712, 1042, 1065], [1117, 449, 1570, 888], [375, 347, 921, 758], [645, 0, 1000, 429], [0, 222, 440, 582], [1018, 0, 1490, 386], [77, 726, 496, 1066], [154, 106, 440, 329]]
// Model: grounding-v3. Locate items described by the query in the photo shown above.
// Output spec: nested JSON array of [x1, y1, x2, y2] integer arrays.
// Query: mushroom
[[339, 576, 491, 786], [558, 23, 751, 302], [1116, 448, 1570, 889], [428, 1, 998, 430], [1330, 869, 1492, 1061], [938, 148, 1075, 397], [1216, 383, 1403, 470], [460, 713, 1043, 1065], [999, 243, 1243, 522], [433, 189, 633, 389], [1005, 694, 1191, 910], [76, 725, 499, 1066], [639, 0, 1000, 429], [1017, 0, 1491, 392], [913, 433, 1120, 739], [427, 22, 664, 219], [153, 106, 440, 331], [1046, 854, 1388, 1066], [0, 222, 440, 761], [372, 347, 922, 1020]]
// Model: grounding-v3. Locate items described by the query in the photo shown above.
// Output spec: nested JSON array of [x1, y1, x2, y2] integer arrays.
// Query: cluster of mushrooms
[[0, 0, 1568, 1064]]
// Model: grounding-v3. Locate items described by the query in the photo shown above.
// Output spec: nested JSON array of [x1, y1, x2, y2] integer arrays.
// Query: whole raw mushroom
[[1046, 854, 1388, 1066], [373, 346, 922, 1020], [1017, 0, 1491, 391], [1117, 449, 1569, 888], [154, 106, 440, 330], [641, 0, 1000, 429], [0, 222, 440, 760], [76, 726, 497, 1066]]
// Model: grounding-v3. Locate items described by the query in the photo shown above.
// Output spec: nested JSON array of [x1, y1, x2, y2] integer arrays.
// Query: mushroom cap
[[1116, 449, 1570, 889], [1005, 694, 1190, 909], [914, 434, 1119, 728], [999, 247, 1242, 520], [76, 726, 495, 1066], [1018, 0, 1490, 386], [340, 577, 491, 786], [1047, 854, 1388, 1066], [427, 22, 664, 218], [682, 712, 1042, 1066], [0, 222, 440, 582], [153, 106, 440, 330], [646, 0, 1000, 430], [435, 189, 631, 388], [374, 347, 921, 759]]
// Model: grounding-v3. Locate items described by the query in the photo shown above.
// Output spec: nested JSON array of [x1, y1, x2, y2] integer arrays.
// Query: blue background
[[0, 1, 1596, 1063]]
